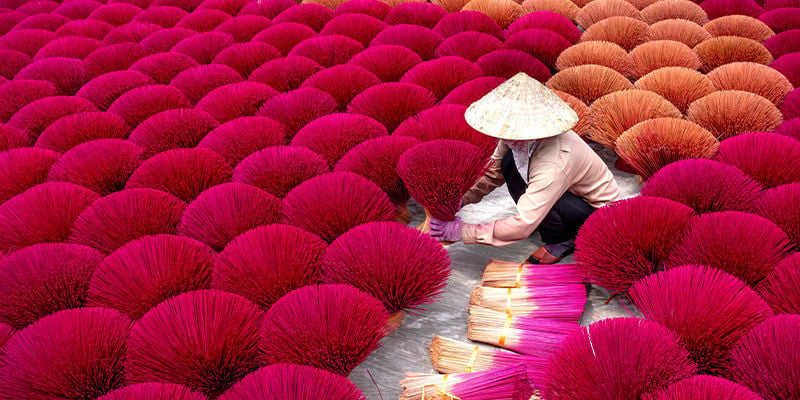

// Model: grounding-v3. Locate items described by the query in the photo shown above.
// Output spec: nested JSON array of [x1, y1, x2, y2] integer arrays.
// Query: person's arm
[[461, 141, 508, 206], [462, 163, 570, 246]]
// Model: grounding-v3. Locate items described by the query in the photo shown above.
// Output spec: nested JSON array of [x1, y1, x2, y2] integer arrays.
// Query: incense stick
[[469, 285, 587, 322], [398, 364, 533, 400], [429, 336, 548, 389], [467, 306, 578, 357], [481, 259, 584, 287]]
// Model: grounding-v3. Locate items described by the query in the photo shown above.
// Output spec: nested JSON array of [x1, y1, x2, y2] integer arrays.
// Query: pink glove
[[429, 216, 464, 242]]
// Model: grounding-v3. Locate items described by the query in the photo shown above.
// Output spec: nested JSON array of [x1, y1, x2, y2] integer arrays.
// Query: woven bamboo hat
[[464, 72, 579, 140]]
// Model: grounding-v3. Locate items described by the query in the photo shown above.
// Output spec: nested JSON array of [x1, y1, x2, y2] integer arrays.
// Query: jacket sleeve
[[462, 163, 571, 246], [461, 142, 508, 206]]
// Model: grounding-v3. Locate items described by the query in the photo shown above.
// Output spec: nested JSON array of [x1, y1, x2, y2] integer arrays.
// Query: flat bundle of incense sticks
[[429, 336, 547, 389], [481, 259, 584, 288], [467, 306, 579, 358], [398, 363, 534, 400], [469, 286, 587, 322]]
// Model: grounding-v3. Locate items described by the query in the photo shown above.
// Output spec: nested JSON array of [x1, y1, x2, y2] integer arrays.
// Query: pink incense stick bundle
[[757, 253, 800, 314], [75, 71, 155, 111], [433, 11, 505, 39], [575, 196, 696, 292], [398, 363, 533, 400], [334, 136, 421, 212], [481, 259, 584, 287], [282, 172, 396, 243], [218, 364, 366, 400], [69, 188, 187, 254], [397, 139, 490, 223], [0, 182, 99, 254], [129, 52, 198, 85], [665, 211, 792, 286], [259, 284, 389, 376], [467, 306, 578, 357], [629, 264, 773, 373], [98, 383, 208, 400], [643, 376, 763, 400], [393, 104, 498, 155], [0, 322, 13, 358], [212, 224, 328, 309], [125, 148, 233, 203], [87, 234, 217, 319], [0, 243, 103, 329], [334, 0, 391, 19], [0, 307, 132, 400], [35, 111, 131, 153], [179, 183, 281, 251], [322, 221, 451, 315], [640, 159, 763, 214], [126, 290, 264, 397], [544, 317, 697, 400], [0, 147, 59, 204], [755, 183, 800, 248], [728, 314, 800, 400], [429, 336, 548, 389], [469, 286, 586, 322]]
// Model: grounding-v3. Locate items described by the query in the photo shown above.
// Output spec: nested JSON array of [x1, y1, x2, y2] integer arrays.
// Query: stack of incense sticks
[[414, 258, 587, 398], [481, 259, 584, 288], [398, 363, 534, 400], [466, 306, 578, 357], [469, 285, 587, 322], [429, 336, 548, 388]]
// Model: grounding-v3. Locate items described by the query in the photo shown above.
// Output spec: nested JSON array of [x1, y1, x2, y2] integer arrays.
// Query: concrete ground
[[351, 144, 642, 399]]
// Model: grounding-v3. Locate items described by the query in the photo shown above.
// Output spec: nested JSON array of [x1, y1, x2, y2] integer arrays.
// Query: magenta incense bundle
[[429, 336, 547, 388], [467, 306, 578, 357], [481, 259, 584, 287], [398, 364, 533, 400], [469, 286, 586, 322]]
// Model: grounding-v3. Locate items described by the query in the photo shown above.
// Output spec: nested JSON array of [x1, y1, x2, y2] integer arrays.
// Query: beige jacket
[[462, 131, 620, 246]]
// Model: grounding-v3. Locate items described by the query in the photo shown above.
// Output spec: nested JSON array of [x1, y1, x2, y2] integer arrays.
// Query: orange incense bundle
[[645, 19, 712, 48], [616, 117, 720, 180], [554, 41, 631, 76], [634, 67, 716, 114], [461, 0, 520, 29], [470, 286, 586, 322], [481, 259, 583, 287], [706, 62, 793, 106], [546, 64, 634, 105], [575, 0, 639, 30], [588, 89, 681, 148], [519, 0, 580, 22], [579, 16, 648, 51]]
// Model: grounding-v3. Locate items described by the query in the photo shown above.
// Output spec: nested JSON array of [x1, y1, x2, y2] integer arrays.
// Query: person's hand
[[429, 216, 463, 242]]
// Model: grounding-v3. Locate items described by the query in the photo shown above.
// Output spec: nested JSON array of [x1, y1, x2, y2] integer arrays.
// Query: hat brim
[[464, 73, 579, 141]]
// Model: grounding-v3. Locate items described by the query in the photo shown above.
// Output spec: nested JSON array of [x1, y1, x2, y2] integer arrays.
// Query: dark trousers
[[501, 151, 594, 258]]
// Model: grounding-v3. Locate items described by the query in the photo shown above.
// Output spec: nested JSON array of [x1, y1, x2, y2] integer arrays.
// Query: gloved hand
[[429, 216, 463, 242]]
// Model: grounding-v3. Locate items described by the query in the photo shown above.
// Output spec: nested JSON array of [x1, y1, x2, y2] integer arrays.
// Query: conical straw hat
[[465, 72, 579, 140]]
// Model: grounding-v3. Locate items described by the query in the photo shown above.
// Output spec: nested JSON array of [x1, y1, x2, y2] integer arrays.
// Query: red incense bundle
[[544, 317, 697, 400], [398, 364, 533, 400], [481, 259, 584, 287], [467, 306, 578, 357], [429, 336, 548, 388], [218, 364, 365, 400], [469, 285, 586, 322], [397, 139, 490, 227]]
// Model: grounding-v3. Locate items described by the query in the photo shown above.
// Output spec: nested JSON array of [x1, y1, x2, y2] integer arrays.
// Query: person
[[428, 73, 620, 264]]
